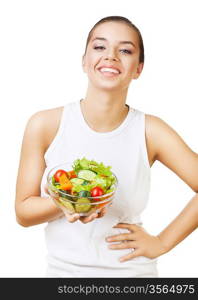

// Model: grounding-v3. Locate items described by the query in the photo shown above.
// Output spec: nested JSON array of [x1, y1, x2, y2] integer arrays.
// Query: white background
[[0, 0, 197, 277]]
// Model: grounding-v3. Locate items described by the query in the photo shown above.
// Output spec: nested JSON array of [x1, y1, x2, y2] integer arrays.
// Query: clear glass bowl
[[47, 162, 118, 216]]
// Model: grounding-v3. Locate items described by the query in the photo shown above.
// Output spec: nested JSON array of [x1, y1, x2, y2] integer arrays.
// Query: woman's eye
[[93, 46, 105, 50], [93, 46, 132, 54], [120, 49, 132, 54]]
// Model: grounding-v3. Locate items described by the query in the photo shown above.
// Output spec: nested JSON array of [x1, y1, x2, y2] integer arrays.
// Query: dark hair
[[84, 16, 144, 64]]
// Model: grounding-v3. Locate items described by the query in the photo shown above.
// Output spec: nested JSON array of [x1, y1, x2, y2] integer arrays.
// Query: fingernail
[[113, 225, 118, 228], [119, 258, 124, 262]]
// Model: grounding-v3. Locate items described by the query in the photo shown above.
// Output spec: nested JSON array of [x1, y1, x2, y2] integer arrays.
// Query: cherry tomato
[[90, 186, 104, 197], [54, 169, 68, 182]]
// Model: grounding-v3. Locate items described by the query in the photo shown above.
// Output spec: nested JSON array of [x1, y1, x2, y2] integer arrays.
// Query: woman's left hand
[[106, 223, 167, 262]]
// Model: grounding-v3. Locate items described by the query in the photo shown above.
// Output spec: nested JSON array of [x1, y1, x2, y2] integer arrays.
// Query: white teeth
[[100, 67, 119, 74]]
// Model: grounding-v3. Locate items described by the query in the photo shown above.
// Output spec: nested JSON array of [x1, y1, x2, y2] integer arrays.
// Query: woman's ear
[[134, 62, 144, 79], [82, 55, 86, 73]]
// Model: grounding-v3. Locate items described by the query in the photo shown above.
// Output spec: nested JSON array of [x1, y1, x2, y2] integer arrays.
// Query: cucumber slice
[[78, 190, 91, 198], [58, 189, 70, 199], [78, 170, 97, 181], [70, 178, 85, 185], [81, 180, 90, 186], [75, 198, 91, 213], [58, 190, 76, 201], [59, 197, 75, 213]]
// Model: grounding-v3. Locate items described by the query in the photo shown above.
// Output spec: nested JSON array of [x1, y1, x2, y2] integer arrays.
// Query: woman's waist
[[44, 217, 156, 269], [46, 250, 158, 278], [44, 214, 142, 240]]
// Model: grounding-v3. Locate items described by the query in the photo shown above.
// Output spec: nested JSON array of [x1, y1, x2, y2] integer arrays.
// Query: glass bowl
[[47, 162, 118, 216]]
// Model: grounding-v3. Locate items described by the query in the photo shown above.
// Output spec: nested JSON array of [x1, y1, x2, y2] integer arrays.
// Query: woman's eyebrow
[[92, 37, 136, 48]]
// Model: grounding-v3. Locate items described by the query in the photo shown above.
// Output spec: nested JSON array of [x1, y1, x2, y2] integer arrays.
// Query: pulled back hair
[[84, 16, 144, 64]]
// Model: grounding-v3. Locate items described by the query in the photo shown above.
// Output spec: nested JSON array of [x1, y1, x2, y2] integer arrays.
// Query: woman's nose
[[104, 49, 119, 61]]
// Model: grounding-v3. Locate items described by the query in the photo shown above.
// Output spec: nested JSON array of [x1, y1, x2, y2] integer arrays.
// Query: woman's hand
[[59, 206, 106, 224], [44, 184, 106, 224], [106, 223, 167, 262], [70, 208, 106, 224]]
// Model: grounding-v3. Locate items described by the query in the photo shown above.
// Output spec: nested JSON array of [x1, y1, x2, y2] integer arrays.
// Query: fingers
[[105, 223, 146, 263], [96, 207, 107, 218], [66, 207, 107, 224], [108, 241, 137, 250], [64, 210, 97, 223], [106, 232, 136, 242], [80, 207, 107, 223], [119, 249, 142, 262], [44, 184, 50, 195], [113, 223, 141, 231], [79, 213, 98, 224], [65, 213, 80, 223], [64, 210, 102, 223], [55, 201, 107, 224]]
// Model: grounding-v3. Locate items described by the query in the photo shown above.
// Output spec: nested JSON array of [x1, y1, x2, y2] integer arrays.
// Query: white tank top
[[40, 99, 158, 277]]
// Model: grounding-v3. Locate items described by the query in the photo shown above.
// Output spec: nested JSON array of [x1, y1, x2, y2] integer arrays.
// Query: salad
[[48, 157, 117, 215]]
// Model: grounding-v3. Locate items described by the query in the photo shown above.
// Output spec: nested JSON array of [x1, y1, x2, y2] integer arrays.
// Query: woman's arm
[[15, 109, 104, 227], [15, 111, 64, 227], [106, 115, 198, 261], [147, 115, 198, 251], [147, 115, 198, 192], [107, 193, 198, 262], [157, 192, 198, 252]]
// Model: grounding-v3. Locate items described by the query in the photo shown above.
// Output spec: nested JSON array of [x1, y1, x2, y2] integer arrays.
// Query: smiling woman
[[83, 16, 144, 63], [82, 18, 144, 96], [15, 15, 198, 278]]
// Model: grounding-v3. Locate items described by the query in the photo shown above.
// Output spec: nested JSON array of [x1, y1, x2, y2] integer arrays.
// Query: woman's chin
[[91, 81, 122, 92]]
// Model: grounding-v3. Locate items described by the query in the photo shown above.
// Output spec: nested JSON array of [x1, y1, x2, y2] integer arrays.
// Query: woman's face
[[82, 21, 143, 92]]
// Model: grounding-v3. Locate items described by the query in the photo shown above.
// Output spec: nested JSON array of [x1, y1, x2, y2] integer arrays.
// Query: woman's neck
[[81, 86, 130, 133]]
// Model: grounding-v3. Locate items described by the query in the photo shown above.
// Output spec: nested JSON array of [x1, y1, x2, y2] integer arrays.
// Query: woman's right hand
[[67, 209, 106, 224], [44, 185, 106, 224]]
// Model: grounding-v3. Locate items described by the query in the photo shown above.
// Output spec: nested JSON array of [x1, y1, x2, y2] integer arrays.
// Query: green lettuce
[[72, 157, 113, 176], [72, 157, 116, 194]]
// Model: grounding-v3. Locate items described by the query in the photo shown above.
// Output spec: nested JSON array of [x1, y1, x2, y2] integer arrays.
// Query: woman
[[15, 16, 198, 277]]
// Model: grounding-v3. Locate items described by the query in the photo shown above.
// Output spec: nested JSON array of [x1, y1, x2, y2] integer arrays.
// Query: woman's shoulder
[[145, 114, 198, 192], [144, 113, 172, 166], [27, 106, 64, 132], [26, 106, 64, 152], [145, 113, 162, 131], [145, 113, 176, 138], [30, 106, 64, 124], [145, 113, 188, 163]]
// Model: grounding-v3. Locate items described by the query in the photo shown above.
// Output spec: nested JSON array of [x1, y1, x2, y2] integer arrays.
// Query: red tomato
[[90, 186, 104, 198], [54, 169, 68, 182]]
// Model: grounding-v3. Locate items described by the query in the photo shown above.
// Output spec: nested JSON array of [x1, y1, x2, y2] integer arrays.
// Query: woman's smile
[[97, 66, 121, 78], [82, 22, 142, 91]]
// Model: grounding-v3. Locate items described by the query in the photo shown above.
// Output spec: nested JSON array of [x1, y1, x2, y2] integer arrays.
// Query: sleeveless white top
[[40, 99, 158, 277]]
